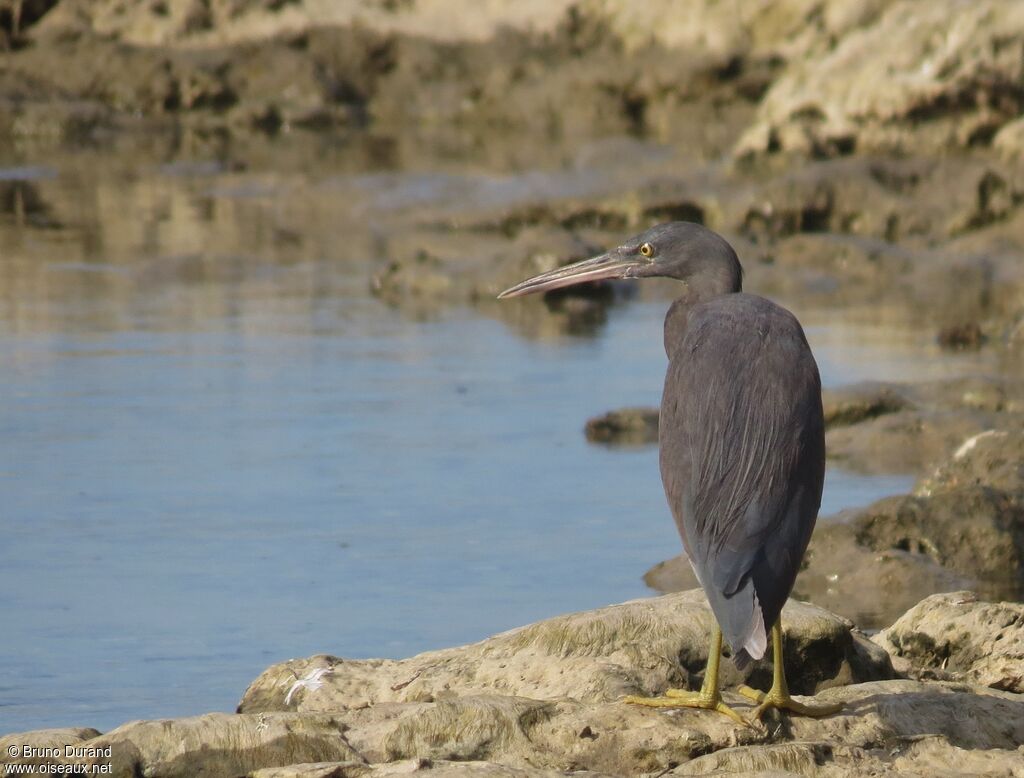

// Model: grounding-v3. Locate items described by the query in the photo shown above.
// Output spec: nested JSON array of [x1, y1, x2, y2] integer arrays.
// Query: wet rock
[[584, 407, 659, 445], [239, 590, 891, 717], [875, 591, 1024, 693], [795, 521, 975, 632], [849, 488, 1024, 598], [821, 382, 907, 428], [737, 0, 1024, 158]]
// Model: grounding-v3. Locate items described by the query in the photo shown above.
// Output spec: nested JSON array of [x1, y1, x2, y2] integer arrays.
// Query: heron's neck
[[662, 269, 742, 359]]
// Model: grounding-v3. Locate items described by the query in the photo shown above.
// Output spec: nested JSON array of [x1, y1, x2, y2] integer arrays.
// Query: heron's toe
[[736, 684, 765, 703], [752, 693, 844, 721], [624, 690, 751, 726]]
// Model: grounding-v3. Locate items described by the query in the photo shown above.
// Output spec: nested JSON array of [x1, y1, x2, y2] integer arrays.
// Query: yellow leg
[[624, 627, 748, 726], [737, 621, 844, 720]]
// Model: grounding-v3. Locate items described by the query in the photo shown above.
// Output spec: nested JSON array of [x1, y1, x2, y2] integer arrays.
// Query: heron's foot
[[624, 688, 749, 726], [737, 684, 843, 721]]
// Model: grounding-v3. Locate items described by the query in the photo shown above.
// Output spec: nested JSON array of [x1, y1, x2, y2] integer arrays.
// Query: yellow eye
[[639, 242, 654, 258]]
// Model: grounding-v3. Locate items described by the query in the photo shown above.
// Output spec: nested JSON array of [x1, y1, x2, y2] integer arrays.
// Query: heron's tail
[[731, 590, 767, 670]]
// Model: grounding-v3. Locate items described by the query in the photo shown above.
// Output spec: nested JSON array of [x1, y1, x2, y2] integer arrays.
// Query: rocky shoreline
[[2, 589, 1023, 777]]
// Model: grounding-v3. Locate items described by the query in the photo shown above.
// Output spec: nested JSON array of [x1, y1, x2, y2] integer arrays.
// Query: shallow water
[[0, 143, 993, 733]]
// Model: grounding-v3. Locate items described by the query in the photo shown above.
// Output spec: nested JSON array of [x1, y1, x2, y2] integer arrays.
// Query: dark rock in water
[[851, 488, 1024, 599], [821, 382, 908, 428], [874, 591, 1024, 694], [937, 322, 986, 350], [584, 407, 660, 445]]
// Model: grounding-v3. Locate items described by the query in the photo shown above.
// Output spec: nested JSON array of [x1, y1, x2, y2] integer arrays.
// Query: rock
[[243, 678, 1024, 776], [80, 713, 363, 778], [584, 407, 659, 445], [672, 732, 1024, 777], [993, 116, 1024, 160], [736, 0, 1024, 158], [249, 762, 372, 778], [821, 382, 908, 428], [908, 376, 1024, 415], [239, 590, 892, 717], [12, 594, 1024, 778], [0, 728, 102, 770], [824, 409, 997, 475], [794, 521, 975, 631], [917, 429, 1024, 496], [33, 0, 580, 48], [874, 591, 1024, 693], [251, 761, 615, 777], [849, 488, 1024, 599]]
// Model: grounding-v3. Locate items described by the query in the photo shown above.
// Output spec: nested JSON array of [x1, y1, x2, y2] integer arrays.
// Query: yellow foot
[[737, 685, 844, 721], [624, 689, 749, 726]]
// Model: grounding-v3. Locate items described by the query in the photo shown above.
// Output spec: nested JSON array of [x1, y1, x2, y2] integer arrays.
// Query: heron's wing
[[660, 298, 824, 654]]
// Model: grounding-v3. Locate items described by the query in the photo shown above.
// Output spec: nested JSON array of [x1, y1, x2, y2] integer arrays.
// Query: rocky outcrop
[[874, 591, 1024, 694], [917, 428, 1024, 496], [736, 0, 1024, 158], [239, 590, 892, 714], [584, 407, 660, 445]]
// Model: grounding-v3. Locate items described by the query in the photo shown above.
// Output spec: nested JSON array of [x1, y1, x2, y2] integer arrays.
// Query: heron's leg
[[737, 621, 844, 720], [623, 627, 747, 726]]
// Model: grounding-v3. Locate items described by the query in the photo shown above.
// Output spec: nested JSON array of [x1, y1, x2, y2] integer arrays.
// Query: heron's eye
[[639, 242, 654, 258]]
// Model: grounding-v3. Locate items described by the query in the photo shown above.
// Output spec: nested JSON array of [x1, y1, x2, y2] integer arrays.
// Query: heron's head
[[498, 222, 742, 300]]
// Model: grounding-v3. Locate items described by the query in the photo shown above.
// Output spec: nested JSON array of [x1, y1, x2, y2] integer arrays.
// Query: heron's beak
[[497, 250, 643, 299]]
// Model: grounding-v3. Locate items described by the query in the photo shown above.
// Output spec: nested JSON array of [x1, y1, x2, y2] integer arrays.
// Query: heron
[[498, 222, 843, 724]]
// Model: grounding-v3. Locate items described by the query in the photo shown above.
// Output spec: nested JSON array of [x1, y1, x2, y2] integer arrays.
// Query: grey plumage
[[661, 294, 824, 667]]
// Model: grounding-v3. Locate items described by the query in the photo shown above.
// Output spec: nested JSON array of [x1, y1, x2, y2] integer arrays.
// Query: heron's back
[[660, 293, 824, 666]]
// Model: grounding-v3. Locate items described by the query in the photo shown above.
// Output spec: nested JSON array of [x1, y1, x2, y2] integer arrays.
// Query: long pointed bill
[[497, 251, 643, 299]]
